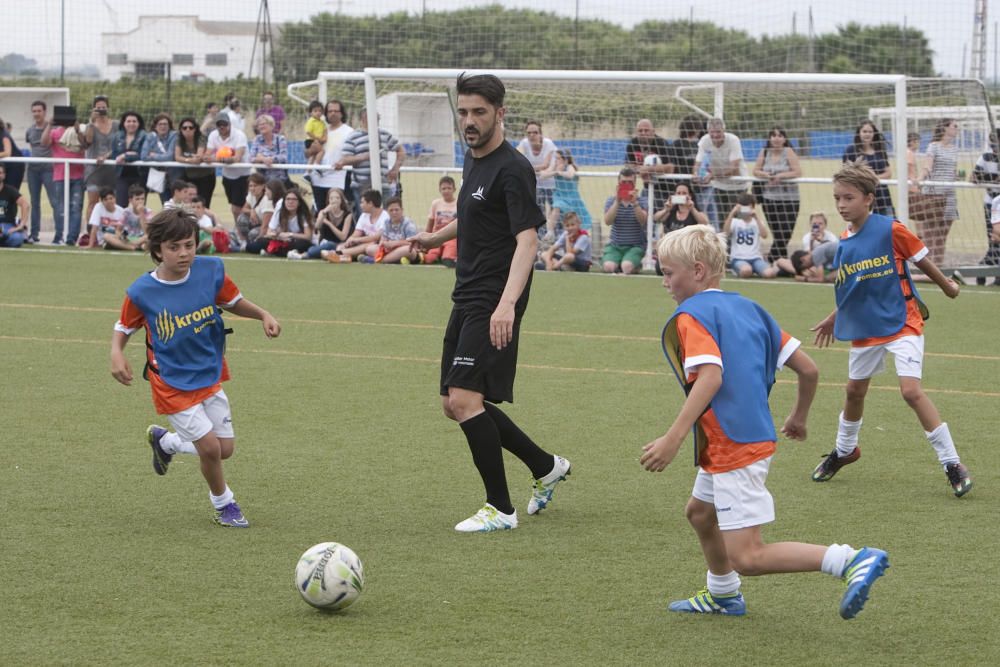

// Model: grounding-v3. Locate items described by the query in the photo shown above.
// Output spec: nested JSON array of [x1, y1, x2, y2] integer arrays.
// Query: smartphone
[[95, 109, 108, 116], [739, 206, 753, 216], [671, 194, 687, 206], [617, 181, 635, 200]]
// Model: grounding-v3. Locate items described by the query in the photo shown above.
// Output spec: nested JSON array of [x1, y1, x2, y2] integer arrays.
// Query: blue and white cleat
[[527, 455, 571, 515], [214, 502, 249, 528], [839, 547, 889, 619], [668, 589, 746, 616], [145, 424, 173, 476], [454, 503, 518, 533]]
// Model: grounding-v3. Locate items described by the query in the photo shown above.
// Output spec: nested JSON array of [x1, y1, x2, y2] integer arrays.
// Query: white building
[[101, 15, 278, 81]]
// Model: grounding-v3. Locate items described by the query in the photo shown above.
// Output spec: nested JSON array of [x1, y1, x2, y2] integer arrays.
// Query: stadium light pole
[[60, 0, 65, 83]]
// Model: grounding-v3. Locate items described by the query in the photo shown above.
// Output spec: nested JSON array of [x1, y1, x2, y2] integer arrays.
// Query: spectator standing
[[626, 118, 674, 210], [842, 120, 894, 216], [915, 118, 961, 266], [336, 109, 404, 211], [541, 149, 593, 239], [248, 114, 289, 185], [24, 100, 58, 244], [256, 91, 286, 134], [752, 126, 802, 263], [224, 96, 245, 133], [206, 112, 251, 225], [0, 164, 29, 248], [174, 116, 216, 204], [140, 113, 178, 206], [308, 100, 354, 211], [200, 102, 219, 136], [0, 116, 25, 192], [971, 131, 1000, 283], [601, 167, 647, 274], [669, 115, 704, 194], [695, 118, 747, 224], [81, 95, 119, 224], [516, 120, 557, 218], [42, 117, 85, 245], [111, 111, 147, 207]]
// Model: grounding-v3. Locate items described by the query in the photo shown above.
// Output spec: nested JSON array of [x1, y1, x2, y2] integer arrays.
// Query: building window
[[205, 53, 227, 66], [172, 54, 194, 66], [107, 53, 128, 66], [135, 62, 167, 79]]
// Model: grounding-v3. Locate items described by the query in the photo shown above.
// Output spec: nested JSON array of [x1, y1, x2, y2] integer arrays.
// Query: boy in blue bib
[[642, 224, 888, 620]]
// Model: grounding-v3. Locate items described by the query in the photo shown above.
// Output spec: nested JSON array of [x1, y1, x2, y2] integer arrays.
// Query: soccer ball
[[215, 146, 235, 160], [295, 542, 364, 610]]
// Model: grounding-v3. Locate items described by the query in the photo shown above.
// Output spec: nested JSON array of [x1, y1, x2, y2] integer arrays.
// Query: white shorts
[[691, 457, 775, 531], [848, 335, 924, 380], [166, 389, 234, 443]]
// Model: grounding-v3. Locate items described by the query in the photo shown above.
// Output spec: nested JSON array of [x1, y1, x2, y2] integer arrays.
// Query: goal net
[[301, 69, 995, 268]]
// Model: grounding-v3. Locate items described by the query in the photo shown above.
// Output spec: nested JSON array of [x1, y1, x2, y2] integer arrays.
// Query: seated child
[[535, 211, 591, 271], [304, 101, 327, 167], [423, 176, 458, 267], [191, 196, 231, 254], [87, 186, 138, 251], [123, 184, 152, 251], [336, 189, 387, 262], [367, 196, 418, 264], [642, 223, 888, 620], [789, 240, 839, 283], [723, 193, 776, 278]]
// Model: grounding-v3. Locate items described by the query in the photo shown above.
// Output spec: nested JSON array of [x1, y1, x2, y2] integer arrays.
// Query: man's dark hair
[[736, 193, 756, 206], [456, 72, 505, 108], [384, 196, 403, 209], [678, 114, 705, 139], [618, 167, 637, 179], [98, 186, 115, 200], [326, 99, 347, 119], [31, 100, 47, 111], [171, 180, 194, 194], [147, 209, 199, 264], [790, 250, 809, 275], [361, 189, 382, 207], [127, 184, 146, 198]]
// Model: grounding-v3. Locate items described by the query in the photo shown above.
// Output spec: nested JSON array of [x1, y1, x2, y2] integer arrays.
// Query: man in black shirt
[[410, 73, 571, 533], [625, 119, 674, 210]]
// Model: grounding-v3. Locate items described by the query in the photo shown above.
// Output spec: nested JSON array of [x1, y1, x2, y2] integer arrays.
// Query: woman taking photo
[[653, 182, 708, 233], [753, 125, 801, 263]]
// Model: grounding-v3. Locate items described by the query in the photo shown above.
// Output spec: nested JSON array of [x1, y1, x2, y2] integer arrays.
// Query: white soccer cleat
[[454, 503, 518, 533], [527, 455, 572, 515]]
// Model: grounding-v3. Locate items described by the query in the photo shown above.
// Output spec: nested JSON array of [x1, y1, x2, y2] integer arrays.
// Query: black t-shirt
[[669, 138, 699, 188], [453, 141, 544, 312], [0, 184, 22, 225], [626, 135, 674, 205]]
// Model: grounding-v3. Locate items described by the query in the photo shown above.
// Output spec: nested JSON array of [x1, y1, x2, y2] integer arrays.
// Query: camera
[[671, 194, 687, 205], [95, 109, 108, 116], [739, 206, 753, 216], [811, 223, 821, 232]]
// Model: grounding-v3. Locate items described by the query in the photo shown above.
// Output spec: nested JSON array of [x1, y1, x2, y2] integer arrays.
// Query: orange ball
[[215, 146, 235, 159]]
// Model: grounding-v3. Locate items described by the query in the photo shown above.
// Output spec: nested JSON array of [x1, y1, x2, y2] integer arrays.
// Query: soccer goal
[[295, 68, 995, 269]]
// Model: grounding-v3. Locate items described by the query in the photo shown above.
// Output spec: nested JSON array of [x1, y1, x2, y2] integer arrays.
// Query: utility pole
[[971, 0, 988, 81]]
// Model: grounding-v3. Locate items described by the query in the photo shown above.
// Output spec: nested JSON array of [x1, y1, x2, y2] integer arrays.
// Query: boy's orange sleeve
[[676, 313, 722, 379], [892, 221, 927, 261], [117, 295, 145, 332], [216, 275, 241, 307]]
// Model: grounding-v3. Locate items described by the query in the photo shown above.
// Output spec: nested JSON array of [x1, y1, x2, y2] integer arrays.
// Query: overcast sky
[[7, 0, 997, 79]]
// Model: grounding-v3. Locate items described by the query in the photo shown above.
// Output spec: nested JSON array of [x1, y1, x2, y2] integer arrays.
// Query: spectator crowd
[[1, 94, 997, 285]]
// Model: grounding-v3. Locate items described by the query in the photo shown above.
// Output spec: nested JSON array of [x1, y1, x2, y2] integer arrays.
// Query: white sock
[[706, 570, 741, 597], [835, 412, 862, 457], [209, 485, 234, 510], [925, 422, 960, 467], [821, 544, 857, 578], [160, 432, 198, 455]]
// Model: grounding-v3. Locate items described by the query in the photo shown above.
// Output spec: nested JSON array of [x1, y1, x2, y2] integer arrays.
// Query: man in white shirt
[[695, 117, 747, 223], [309, 100, 354, 211], [335, 189, 389, 262], [206, 111, 251, 225]]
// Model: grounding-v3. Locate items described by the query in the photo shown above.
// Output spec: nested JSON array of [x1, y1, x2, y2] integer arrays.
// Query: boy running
[[642, 224, 888, 619], [810, 164, 970, 496], [110, 209, 280, 527]]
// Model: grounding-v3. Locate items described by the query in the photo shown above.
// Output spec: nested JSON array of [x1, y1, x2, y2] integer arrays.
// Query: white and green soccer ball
[[295, 542, 364, 610]]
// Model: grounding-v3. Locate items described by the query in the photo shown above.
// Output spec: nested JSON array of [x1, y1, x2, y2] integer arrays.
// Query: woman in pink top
[[42, 119, 86, 245]]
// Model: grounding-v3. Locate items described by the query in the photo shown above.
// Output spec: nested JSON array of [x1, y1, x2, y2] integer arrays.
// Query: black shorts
[[440, 306, 521, 404], [223, 176, 249, 207]]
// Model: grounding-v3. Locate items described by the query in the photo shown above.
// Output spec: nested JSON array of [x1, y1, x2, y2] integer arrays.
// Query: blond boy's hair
[[832, 163, 879, 198], [656, 224, 727, 281]]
